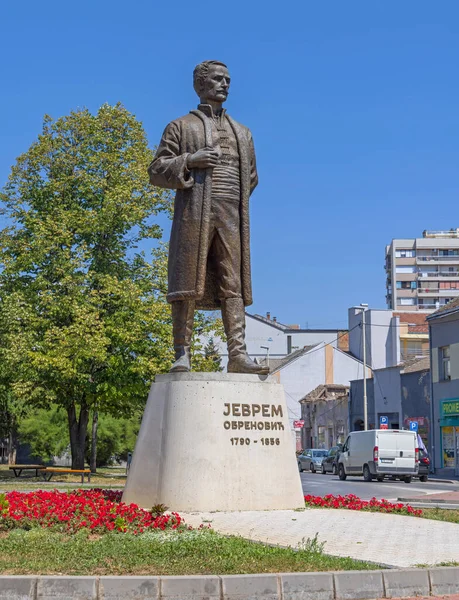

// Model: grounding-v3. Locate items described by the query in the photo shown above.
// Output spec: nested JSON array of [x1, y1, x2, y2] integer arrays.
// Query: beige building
[[386, 229, 459, 312]]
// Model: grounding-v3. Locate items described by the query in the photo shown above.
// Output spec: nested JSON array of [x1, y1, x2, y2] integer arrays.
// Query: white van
[[338, 429, 419, 483]]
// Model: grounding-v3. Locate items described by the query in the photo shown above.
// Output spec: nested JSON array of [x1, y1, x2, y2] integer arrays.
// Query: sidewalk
[[430, 469, 459, 483], [182, 508, 459, 568]]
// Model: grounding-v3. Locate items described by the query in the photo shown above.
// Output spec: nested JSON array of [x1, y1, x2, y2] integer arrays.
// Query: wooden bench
[[9, 464, 44, 477], [38, 468, 91, 483]]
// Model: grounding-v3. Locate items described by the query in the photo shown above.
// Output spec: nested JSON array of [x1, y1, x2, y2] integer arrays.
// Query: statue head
[[193, 60, 230, 105]]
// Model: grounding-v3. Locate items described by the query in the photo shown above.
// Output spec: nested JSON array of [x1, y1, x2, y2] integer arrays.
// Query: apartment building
[[386, 229, 459, 312]]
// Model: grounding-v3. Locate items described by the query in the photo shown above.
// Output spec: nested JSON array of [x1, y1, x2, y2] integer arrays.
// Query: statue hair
[[193, 60, 228, 96]]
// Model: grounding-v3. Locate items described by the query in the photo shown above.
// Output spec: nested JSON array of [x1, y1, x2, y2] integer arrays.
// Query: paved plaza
[[182, 507, 459, 568]]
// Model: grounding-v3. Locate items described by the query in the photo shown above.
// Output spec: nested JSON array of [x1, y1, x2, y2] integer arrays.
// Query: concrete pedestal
[[122, 372, 304, 512]]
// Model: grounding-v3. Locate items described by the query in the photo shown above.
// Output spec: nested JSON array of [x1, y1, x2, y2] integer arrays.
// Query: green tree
[[0, 104, 174, 469], [204, 337, 223, 372], [0, 104, 226, 469]]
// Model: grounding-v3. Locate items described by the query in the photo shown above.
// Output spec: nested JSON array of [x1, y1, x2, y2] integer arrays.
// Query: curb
[[398, 496, 459, 504], [0, 567, 458, 599]]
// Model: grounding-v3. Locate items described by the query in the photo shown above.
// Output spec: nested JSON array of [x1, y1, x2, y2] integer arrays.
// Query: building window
[[398, 298, 415, 305], [396, 266, 416, 274], [439, 281, 459, 290], [396, 281, 417, 290], [395, 250, 416, 258], [440, 346, 451, 381]]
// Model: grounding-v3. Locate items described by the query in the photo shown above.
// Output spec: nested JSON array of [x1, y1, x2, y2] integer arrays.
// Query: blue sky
[[1, 1, 458, 329]]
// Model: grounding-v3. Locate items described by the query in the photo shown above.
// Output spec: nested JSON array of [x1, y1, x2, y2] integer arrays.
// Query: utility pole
[[362, 306, 368, 431], [260, 345, 270, 370], [354, 303, 369, 431]]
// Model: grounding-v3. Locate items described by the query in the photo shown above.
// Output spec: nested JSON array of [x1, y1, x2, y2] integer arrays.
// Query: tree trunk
[[67, 402, 90, 470], [90, 409, 98, 473], [7, 430, 17, 465]]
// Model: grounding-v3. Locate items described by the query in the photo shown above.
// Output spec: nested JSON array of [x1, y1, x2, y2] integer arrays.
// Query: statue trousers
[[206, 196, 242, 300]]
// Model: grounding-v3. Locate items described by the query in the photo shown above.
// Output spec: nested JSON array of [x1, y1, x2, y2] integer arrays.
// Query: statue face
[[200, 64, 231, 104]]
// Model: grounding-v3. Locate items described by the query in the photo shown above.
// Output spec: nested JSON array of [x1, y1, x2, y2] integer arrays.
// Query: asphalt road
[[300, 471, 459, 501]]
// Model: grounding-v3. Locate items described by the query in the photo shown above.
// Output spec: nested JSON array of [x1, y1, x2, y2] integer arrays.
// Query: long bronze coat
[[148, 106, 258, 310]]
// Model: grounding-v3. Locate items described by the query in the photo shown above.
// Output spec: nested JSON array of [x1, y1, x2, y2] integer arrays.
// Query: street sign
[[409, 421, 419, 433], [293, 420, 305, 429], [379, 416, 389, 430]]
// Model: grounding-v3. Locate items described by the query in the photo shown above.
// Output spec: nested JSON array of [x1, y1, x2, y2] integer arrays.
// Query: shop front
[[440, 399, 459, 474]]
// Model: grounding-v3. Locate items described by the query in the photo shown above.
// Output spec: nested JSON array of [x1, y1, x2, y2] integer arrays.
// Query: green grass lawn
[[0, 529, 377, 576], [421, 507, 459, 523]]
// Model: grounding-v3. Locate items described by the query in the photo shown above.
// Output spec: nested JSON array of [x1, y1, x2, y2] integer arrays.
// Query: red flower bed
[[304, 493, 422, 516], [0, 489, 186, 535]]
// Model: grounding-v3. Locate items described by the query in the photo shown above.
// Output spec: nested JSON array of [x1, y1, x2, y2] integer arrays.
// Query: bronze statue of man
[[148, 60, 268, 375]]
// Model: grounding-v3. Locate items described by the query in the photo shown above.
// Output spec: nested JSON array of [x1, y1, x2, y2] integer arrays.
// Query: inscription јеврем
[[223, 403, 285, 446]]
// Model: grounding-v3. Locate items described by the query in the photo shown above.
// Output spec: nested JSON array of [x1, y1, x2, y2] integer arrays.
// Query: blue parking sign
[[379, 416, 388, 429], [409, 421, 418, 433]]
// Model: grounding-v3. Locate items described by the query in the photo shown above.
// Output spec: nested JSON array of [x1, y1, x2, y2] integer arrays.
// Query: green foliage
[[297, 533, 326, 554], [17, 406, 68, 462], [150, 504, 169, 517], [85, 412, 140, 467], [16, 403, 139, 467], [0, 104, 171, 419], [0, 494, 9, 516]]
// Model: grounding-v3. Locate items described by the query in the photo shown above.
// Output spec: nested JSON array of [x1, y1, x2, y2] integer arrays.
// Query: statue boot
[[222, 297, 270, 375], [170, 300, 195, 373]]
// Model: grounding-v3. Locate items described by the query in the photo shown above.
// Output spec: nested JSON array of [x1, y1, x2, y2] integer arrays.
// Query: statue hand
[[187, 147, 220, 169]]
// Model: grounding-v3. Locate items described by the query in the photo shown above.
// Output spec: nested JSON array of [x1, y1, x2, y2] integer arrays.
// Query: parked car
[[298, 449, 328, 473], [321, 444, 343, 475], [338, 429, 418, 483], [417, 449, 429, 482]]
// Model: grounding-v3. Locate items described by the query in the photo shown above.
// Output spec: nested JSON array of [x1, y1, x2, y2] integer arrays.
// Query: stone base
[[122, 373, 304, 512]]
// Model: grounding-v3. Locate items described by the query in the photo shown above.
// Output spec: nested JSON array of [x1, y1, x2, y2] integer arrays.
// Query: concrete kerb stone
[[333, 570, 385, 600], [221, 574, 279, 599], [0, 576, 37, 600], [160, 575, 220, 600], [99, 576, 160, 599], [429, 567, 459, 596], [1, 569, 459, 599], [37, 576, 98, 599], [382, 568, 430, 598], [281, 572, 334, 600]]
